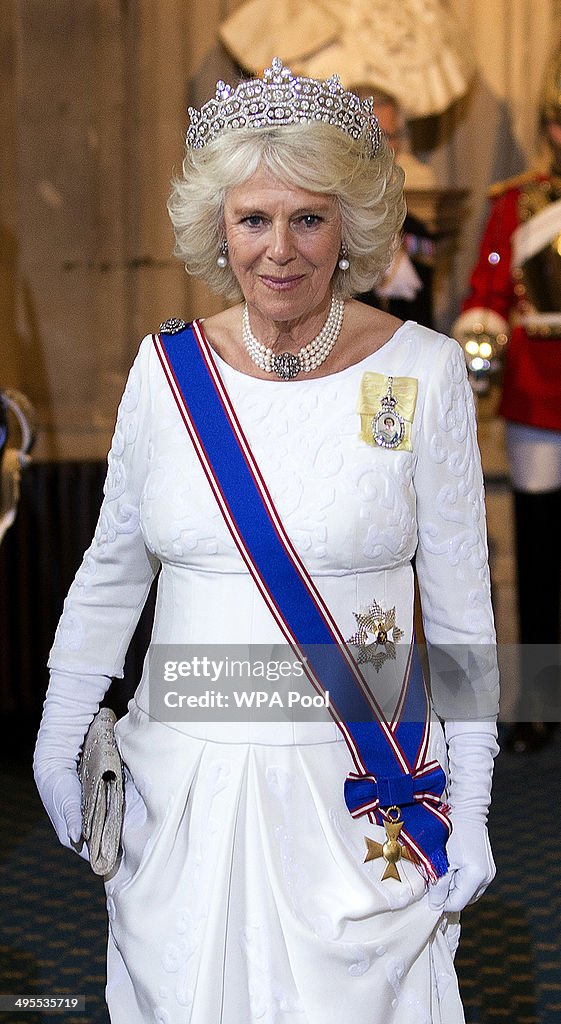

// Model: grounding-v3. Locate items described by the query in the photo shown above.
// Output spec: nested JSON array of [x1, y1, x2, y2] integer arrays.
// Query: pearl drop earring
[[338, 244, 350, 271], [217, 240, 228, 268]]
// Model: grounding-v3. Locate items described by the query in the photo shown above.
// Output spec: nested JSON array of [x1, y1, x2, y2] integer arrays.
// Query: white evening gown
[[49, 320, 498, 1024]]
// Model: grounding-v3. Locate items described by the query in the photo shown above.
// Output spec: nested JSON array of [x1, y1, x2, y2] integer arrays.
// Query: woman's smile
[[259, 273, 306, 290]]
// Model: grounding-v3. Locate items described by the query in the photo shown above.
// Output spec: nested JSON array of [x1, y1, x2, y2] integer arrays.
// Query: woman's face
[[223, 166, 342, 327]]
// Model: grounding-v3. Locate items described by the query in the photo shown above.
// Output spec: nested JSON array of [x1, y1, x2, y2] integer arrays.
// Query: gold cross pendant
[[363, 806, 415, 882]]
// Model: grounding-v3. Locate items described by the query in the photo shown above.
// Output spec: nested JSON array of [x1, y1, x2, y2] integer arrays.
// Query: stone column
[[0, 0, 25, 390], [1, 0, 254, 459], [8, 0, 193, 460]]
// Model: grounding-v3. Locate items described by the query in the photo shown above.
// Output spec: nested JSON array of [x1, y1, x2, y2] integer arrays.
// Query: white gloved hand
[[33, 670, 112, 857], [428, 720, 498, 913]]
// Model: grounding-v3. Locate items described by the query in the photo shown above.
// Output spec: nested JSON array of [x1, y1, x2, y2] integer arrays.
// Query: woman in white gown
[[34, 60, 499, 1024]]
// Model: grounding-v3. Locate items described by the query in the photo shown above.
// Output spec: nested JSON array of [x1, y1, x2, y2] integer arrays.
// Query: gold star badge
[[347, 601, 404, 671], [363, 806, 415, 882]]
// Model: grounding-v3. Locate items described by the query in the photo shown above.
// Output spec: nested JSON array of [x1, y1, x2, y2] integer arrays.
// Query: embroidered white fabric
[[48, 320, 498, 1024]]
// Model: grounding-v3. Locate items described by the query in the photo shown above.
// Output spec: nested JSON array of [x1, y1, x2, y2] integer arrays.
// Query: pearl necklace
[[242, 296, 345, 380]]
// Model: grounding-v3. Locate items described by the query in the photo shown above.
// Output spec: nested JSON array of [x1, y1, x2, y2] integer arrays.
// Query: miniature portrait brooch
[[357, 373, 418, 451]]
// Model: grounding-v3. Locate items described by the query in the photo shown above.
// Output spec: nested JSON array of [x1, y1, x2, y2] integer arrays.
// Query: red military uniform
[[456, 170, 561, 752], [459, 172, 561, 430]]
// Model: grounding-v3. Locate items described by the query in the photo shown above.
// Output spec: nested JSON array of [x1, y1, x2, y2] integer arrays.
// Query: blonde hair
[[168, 121, 405, 300]]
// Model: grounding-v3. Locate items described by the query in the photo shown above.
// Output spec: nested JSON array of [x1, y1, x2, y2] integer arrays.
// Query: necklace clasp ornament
[[273, 351, 302, 381], [364, 806, 415, 882], [242, 296, 345, 379], [372, 376, 405, 449]]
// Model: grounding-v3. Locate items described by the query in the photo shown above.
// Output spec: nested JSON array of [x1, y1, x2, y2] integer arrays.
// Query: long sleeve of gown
[[48, 336, 160, 679], [413, 337, 499, 721]]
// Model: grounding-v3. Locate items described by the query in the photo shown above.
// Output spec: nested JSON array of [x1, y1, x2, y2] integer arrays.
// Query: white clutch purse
[[78, 707, 124, 876]]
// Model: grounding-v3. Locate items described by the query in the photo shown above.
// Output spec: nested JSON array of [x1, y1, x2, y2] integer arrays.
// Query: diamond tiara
[[186, 57, 382, 155]]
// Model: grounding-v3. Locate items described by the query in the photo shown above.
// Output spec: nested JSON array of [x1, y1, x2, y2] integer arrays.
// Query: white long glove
[[33, 670, 112, 857], [429, 720, 499, 913]]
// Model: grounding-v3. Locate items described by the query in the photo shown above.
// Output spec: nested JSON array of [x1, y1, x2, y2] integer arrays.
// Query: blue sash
[[154, 321, 450, 880]]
